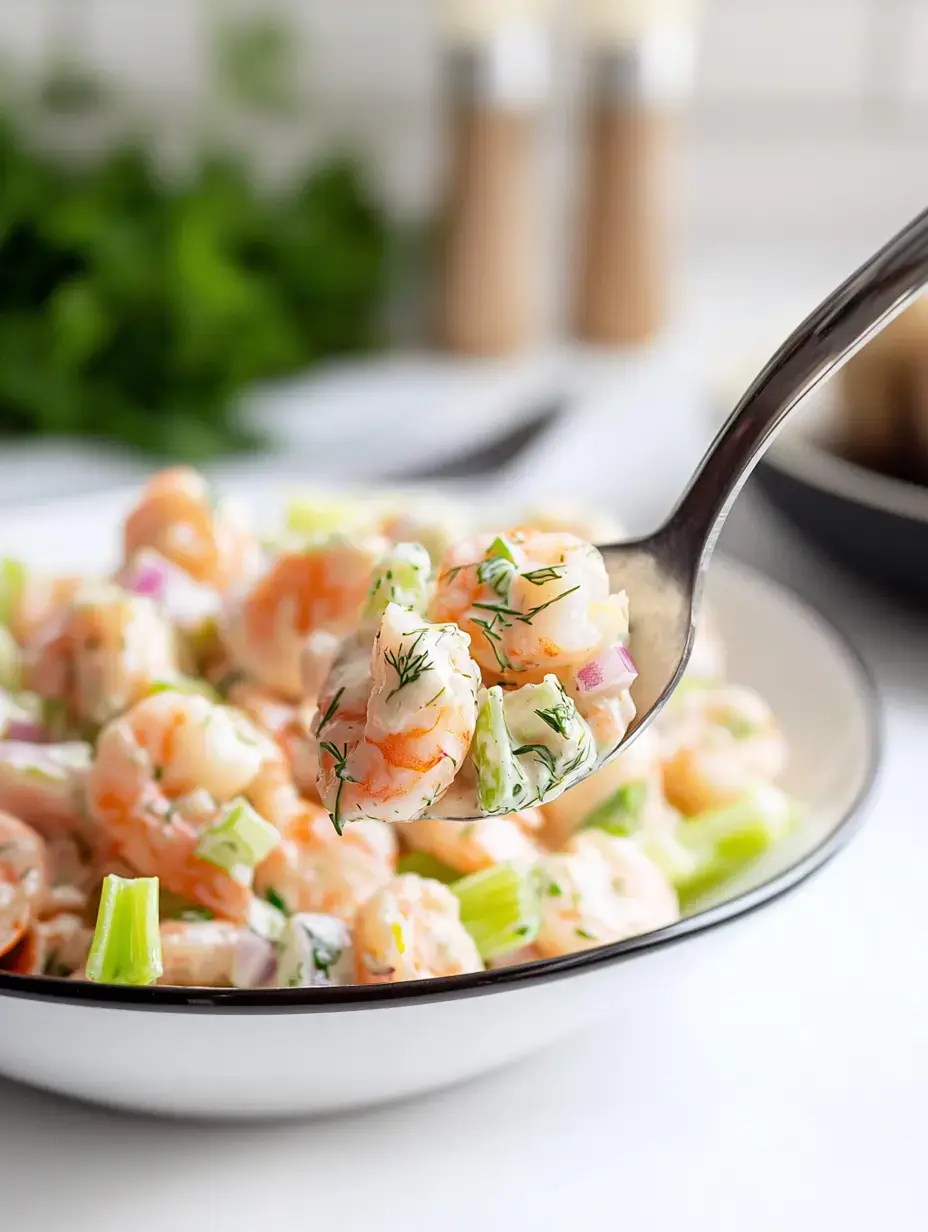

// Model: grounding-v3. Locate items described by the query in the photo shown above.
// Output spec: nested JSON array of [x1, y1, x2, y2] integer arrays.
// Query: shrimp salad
[[0, 471, 799, 990]]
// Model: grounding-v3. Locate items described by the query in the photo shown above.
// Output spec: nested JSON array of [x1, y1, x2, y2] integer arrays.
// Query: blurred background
[[0, 0, 926, 520]]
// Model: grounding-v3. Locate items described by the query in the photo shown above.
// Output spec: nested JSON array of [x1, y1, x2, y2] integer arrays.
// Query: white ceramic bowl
[[0, 491, 880, 1119]]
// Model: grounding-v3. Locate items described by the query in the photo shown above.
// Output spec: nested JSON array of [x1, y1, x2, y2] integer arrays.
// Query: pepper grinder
[[573, 0, 699, 346], [437, 1, 552, 356]]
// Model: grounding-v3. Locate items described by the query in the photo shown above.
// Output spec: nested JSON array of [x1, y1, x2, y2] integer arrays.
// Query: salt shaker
[[573, 0, 699, 345], [437, 1, 552, 356]]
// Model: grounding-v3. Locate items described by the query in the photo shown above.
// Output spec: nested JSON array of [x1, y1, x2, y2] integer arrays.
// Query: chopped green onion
[[86, 875, 163, 986], [0, 625, 21, 691], [673, 784, 795, 909], [195, 798, 280, 883], [472, 686, 529, 814], [148, 676, 220, 703], [580, 780, 650, 836], [453, 863, 541, 960], [363, 542, 432, 623], [0, 559, 26, 628], [395, 851, 460, 884]]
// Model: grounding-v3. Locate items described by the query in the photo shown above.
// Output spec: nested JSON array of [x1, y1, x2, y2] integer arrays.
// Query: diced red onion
[[575, 644, 638, 697], [122, 551, 219, 626], [232, 932, 277, 989], [127, 560, 168, 599], [5, 718, 48, 743]]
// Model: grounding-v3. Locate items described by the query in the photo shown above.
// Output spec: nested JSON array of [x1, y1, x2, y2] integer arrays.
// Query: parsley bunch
[[0, 17, 395, 460]]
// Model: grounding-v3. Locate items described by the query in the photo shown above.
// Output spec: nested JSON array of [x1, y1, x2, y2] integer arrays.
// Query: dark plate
[[753, 387, 928, 602]]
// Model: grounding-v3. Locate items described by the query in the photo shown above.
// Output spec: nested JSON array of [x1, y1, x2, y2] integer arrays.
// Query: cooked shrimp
[[431, 529, 627, 681], [540, 725, 667, 851], [158, 920, 275, 988], [659, 684, 787, 816], [88, 692, 271, 921], [221, 538, 384, 700], [402, 810, 542, 875], [0, 740, 107, 851], [26, 583, 180, 730], [1, 912, 92, 977], [316, 604, 481, 825], [255, 802, 397, 923], [226, 679, 320, 800], [353, 874, 483, 984], [123, 467, 259, 592], [0, 811, 47, 959], [1, 563, 86, 648], [535, 830, 678, 957]]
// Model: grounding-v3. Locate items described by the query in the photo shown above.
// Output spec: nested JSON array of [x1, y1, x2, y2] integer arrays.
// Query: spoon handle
[[666, 203, 928, 568]]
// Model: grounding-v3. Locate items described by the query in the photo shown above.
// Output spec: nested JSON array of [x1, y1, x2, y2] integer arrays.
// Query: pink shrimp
[[25, 583, 180, 730], [0, 811, 47, 960], [87, 692, 272, 921], [402, 810, 542, 875], [353, 874, 483, 984], [254, 801, 397, 924], [316, 604, 481, 825], [431, 529, 627, 682], [123, 467, 259, 592], [220, 539, 384, 700], [226, 679, 320, 800]]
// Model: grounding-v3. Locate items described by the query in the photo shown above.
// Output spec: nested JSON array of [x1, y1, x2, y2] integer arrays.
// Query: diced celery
[[0, 625, 21, 691], [395, 851, 460, 884], [0, 559, 26, 628], [476, 538, 518, 598], [286, 495, 361, 538], [86, 875, 163, 986], [148, 676, 220, 704], [195, 798, 280, 883], [580, 780, 650, 836], [453, 863, 541, 960], [504, 675, 597, 803], [472, 686, 529, 814], [363, 542, 432, 623], [673, 784, 795, 909]]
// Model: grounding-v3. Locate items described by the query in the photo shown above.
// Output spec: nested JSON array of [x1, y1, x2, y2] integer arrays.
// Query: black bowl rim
[[0, 564, 883, 1015]]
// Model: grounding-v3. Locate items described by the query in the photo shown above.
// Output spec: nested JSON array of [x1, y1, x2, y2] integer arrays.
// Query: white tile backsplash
[[0, 0, 926, 244], [696, 0, 873, 105], [896, 0, 928, 106]]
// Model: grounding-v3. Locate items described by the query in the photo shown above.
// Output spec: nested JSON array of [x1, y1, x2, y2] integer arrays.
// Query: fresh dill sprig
[[520, 564, 567, 586], [472, 613, 519, 675], [384, 629, 432, 700], [471, 585, 581, 627], [319, 741, 357, 835], [534, 678, 574, 737], [476, 553, 516, 599], [315, 687, 344, 737]]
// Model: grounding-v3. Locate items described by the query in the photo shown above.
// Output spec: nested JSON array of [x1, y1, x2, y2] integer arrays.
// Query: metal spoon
[[436, 203, 928, 820]]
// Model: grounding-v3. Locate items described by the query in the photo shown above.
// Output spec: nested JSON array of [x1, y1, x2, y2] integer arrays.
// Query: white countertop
[[1, 252, 926, 1230]]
